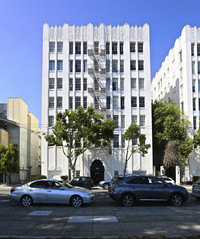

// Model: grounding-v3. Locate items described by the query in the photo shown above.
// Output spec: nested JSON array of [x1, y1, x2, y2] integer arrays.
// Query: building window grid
[[83, 42, 87, 54], [140, 115, 145, 126], [75, 78, 81, 91], [112, 78, 118, 91], [69, 97, 73, 109], [106, 42, 110, 54], [121, 115, 125, 128], [197, 44, 200, 56], [69, 60, 73, 72], [83, 78, 87, 91], [49, 78, 54, 89], [120, 78, 124, 91], [48, 116, 54, 127], [75, 97, 81, 109], [113, 115, 119, 128], [83, 97, 87, 109], [57, 42, 63, 53], [138, 42, 143, 53], [131, 97, 137, 107], [120, 60, 124, 72], [130, 42, 135, 52], [57, 97, 62, 108], [112, 42, 118, 54], [193, 98, 196, 111], [75, 60, 81, 72], [75, 42, 81, 54], [120, 42, 123, 54], [69, 78, 73, 91], [131, 78, 136, 89], [130, 60, 136, 71], [57, 78, 63, 89], [113, 135, 119, 148], [69, 42, 73, 54], [113, 96, 119, 109], [106, 96, 111, 109], [49, 61, 55, 71], [191, 43, 195, 56], [139, 97, 145, 107], [57, 60, 63, 71], [138, 60, 144, 71], [121, 96, 125, 109], [139, 78, 144, 89], [83, 60, 87, 72], [49, 97, 54, 108], [112, 60, 118, 73], [49, 42, 55, 53]]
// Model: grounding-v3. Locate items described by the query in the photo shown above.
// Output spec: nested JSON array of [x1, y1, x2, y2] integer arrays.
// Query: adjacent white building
[[41, 23, 153, 183], [152, 25, 200, 180]]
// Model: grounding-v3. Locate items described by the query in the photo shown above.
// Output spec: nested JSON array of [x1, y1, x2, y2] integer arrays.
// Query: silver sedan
[[9, 179, 95, 207]]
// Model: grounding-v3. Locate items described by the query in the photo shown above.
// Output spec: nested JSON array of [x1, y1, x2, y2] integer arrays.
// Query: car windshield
[[62, 182, 74, 188]]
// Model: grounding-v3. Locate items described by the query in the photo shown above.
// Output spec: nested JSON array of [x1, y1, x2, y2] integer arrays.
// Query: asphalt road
[[0, 185, 200, 238]]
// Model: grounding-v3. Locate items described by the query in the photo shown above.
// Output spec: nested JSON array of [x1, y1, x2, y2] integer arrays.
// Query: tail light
[[10, 189, 15, 193]]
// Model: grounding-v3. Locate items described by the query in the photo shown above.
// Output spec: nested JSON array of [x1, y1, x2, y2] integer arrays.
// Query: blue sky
[[0, 0, 199, 126]]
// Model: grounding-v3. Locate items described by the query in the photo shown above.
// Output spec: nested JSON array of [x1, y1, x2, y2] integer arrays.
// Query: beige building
[[0, 98, 41, 183]]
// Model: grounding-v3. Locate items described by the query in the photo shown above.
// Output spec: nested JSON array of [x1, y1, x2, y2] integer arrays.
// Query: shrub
[[37, 175, 47, 179], [61, 175, 68, 181]]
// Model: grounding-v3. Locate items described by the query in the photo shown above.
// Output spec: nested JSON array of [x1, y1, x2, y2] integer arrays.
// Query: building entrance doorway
[[90, 160, 104, 185]]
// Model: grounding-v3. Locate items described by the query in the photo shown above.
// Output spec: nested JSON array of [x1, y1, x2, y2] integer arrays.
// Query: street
[[0, 185, 200, 238]]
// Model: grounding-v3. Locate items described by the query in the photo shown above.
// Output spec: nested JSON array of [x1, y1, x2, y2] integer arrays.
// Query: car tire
[[103, 184, 109, 190], [170, 193, 183, 206], [70, 195, 83, 207], [121, 194, 135, 207], [20, 195, 33, 207]]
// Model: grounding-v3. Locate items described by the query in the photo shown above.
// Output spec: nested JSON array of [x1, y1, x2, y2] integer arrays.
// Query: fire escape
[[88, 42, 106, 112]]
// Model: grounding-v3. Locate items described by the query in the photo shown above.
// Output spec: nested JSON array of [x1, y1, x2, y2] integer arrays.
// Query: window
[[198, 44, 200, 56], [192, 80, 196, 92], [49, 97, 54, 108], [113, 135, 119, 148], [130, 60, 136, 70], [69, 60, 73, 72], [57, 60, 63, 71], [94, 96, 99, 109], [139, 78, 144, 89], [193, 98, 196, 111], [49, 78, 54, 89], [83, 42, 87, 54], [113, 115, 119, 128], [75, 78, 81, 91], [132, 115, 137, 124], [76, 170, 80, 177], [131, 97, 137, 107], [106, 96, 110, 109], [138, 60, 144, 70], [132, 138, 137, 145], [192, 61, 195, 74], [57, 97, 62, 108], [106, 60, 110, 72], [57, 42, 63, 52], [69, 78, 73, 91], [75, 97, 81, 109], [120, 60, 124, 72], [49, 42, 55, 53], [114, 170, 119, 176], [112, 60, 118, 72], [83, 78, 87, 91], [75, 60, 81, 72], [121, 115, 125, 128], [121, 135, 125, 148], [126, 177, 148, 184], [94, 78, 99, 90], [83, 97, 87, 109], [94, 42, 99, 54], [83, 60, 87, 72], [139, 97, 145, 107], [131, 78, 136, 89], [75, 42, 81, 54], [130, 42, 135, 52], [198, 62, 200, 74], [57, 78, 62, 89], [194, 116, 197, 129], [120, 42, 123, 54], [113, 96, 119, 109], [106, 78, 110, 90], [106, 42, 110, 54], [199, 99, 200, 111], [140, 115, 145, 126], [121, 96, 125, 109], [69, 97, 73, 109], [112, 42, 117, 54], [138, 42, 143, 53], [113, 78, 118, 91], [49, 60, 55, 71], [191, 43, 195, 56], [120, 78, 124, 91], [69, 42, 73, 54], [48, 116, 54, 127], [179, 50, 182, 63]]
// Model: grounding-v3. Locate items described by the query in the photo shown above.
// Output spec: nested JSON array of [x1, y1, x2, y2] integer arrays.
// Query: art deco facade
[[152, 25, 200, 180], [41, 23, 153, 182]]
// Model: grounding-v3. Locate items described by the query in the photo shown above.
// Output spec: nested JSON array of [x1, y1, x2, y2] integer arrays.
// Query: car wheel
[[121, 194, 135, 207], [71, 195, 83, 207], [170, 193, 183, 206], [20, 195, 33, 207], [103, 184, 109, 190]]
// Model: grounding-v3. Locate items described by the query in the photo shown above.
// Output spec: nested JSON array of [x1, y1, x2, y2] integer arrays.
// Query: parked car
[[9, 179, 95, 207], [158, 176, 175, 185], [191, 179, 200, 200], [99, 176, 118, 189], [109, 175, 188, 207], [69, 176, 94, 189]]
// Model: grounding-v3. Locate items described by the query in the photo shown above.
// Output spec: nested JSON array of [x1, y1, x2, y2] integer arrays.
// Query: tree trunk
[[71, 164, 75, 179], [7, 173, 12, 184]]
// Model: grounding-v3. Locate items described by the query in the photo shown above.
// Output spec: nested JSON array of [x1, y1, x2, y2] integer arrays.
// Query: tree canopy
[[45, 106, 115, 179]]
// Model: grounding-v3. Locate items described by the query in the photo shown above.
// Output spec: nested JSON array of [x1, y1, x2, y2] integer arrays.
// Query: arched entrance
[[90, 159, 104, 185]]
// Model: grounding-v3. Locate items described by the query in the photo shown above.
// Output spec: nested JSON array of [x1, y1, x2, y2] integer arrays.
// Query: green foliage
[[123, 123, 150, 175], [44, 106, 115, 179], [60, 175, 68, 181], [37, 175, 47, 179], [0, 144, 19, 183]]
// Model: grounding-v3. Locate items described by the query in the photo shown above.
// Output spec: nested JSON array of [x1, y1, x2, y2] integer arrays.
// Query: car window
[[195, 179, 200, 185], [30, 181, 47, 188], [126, 177, 148, 184], [47, 181, 62, 189], [148, 177, 163, 184], [73, 177, 79, 182]]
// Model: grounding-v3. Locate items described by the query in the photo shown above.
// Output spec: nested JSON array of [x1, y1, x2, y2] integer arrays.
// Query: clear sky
[[0, 0, 199, 127]]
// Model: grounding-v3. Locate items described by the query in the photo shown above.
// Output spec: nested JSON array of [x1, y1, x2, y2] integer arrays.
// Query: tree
[[123, 124, 150, 176], [152, 100, 193, 170], [44, 106, 115, 179], [0, 144, 19, 183]]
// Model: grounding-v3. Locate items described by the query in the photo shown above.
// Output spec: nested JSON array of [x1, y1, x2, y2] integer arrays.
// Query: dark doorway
[[90, 160, 104, 185], [166, 167, 176, 181]]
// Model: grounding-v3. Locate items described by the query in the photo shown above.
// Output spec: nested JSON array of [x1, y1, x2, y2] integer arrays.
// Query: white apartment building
[[41, 23, 153, 183], [152, 25, 200, 180]]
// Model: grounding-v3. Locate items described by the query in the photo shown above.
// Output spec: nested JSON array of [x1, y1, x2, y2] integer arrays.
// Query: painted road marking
[[28, 211, 52, 216], [68, 216, 118, 223]]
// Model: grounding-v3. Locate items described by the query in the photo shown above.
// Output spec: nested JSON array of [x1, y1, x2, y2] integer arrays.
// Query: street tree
[[123, 124, 150, 176], [0, 144, 19, 183], [44, 106, 115, 179]]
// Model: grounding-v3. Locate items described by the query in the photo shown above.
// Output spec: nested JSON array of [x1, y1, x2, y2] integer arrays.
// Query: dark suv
[[69, 176, 94, 189], [109, 175, 188, 206]]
